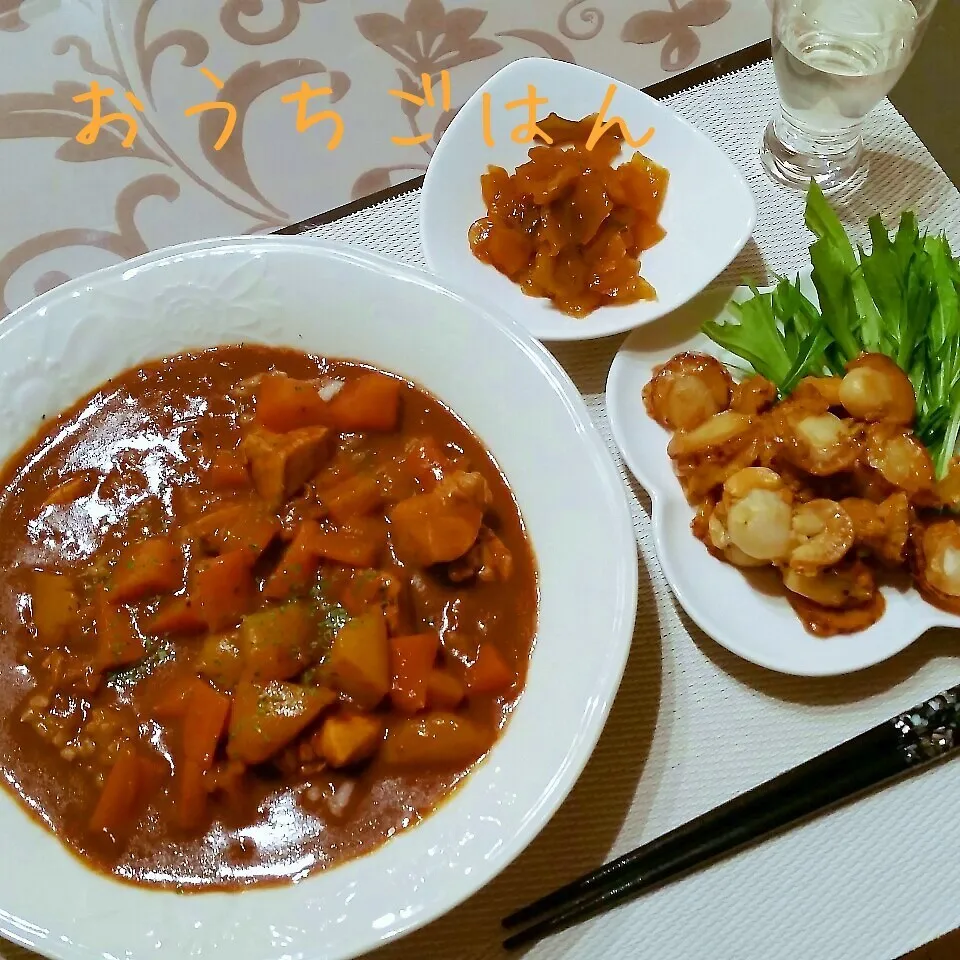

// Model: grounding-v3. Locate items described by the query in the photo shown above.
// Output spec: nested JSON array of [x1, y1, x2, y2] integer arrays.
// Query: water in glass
[[762, 0, 936, 192]]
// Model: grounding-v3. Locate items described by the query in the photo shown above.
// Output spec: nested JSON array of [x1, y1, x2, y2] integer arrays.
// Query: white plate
[[0, 237, 639, 960], [420, 57, 757, 343], [607, 271, 960, 677]]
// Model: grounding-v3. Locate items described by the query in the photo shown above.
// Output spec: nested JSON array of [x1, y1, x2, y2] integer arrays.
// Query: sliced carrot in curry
[[390, 633, 439, 713], [177, 678, 232, 828], [191, 550, 256, 632], [143, 595, 207, 637], [226, 680, 337, 765], [336, 568, 383, 615], [89, 742, 164, 836], [31, 570, 79, 646], [307, 526, 383, 568], [321, 472, 382, 523], [463, 642, 514, 696], [323, 373, 401, 433], [182, 678, 232, 767], [425, 668, 465, 710], [89, 742, 141, 834], [255, 373, 327, 433], [206, 449, 251, 490], [181, 503, 281, 559], [262, 520, 325, 600], [94, 588, 146, 669], [110, 537, 183, 604]]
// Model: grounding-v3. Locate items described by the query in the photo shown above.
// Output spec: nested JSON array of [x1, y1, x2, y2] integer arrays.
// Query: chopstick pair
[[501, 683, 960, 949]]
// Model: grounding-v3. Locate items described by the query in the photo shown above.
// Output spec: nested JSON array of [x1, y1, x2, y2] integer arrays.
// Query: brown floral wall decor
[[220, 0, 328, 46], [355, 0, 503, 77], [0, 0, 769, 316], [0, 0, 27, 33], [559, 0, 605, 41], [622, 0, 733, 72]]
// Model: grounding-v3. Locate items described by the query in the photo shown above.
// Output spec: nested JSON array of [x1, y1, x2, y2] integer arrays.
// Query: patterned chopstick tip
[[893, 689, 959, 764]]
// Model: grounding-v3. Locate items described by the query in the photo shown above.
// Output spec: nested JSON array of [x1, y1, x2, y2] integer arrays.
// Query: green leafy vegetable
[[702, 180, 960, 479]]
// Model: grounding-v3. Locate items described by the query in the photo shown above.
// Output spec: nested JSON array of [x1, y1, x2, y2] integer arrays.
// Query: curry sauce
[[0, 345, 537, 888]]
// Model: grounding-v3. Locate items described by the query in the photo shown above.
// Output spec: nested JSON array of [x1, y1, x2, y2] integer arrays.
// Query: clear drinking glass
[[761, 0, 939, 192]]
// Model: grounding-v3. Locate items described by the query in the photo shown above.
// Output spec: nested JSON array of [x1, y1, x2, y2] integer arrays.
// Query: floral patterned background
[[0, 0, 772, 315]]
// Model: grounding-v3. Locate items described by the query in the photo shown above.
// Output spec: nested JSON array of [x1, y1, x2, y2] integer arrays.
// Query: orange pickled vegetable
[[468, 113, 668, 318]]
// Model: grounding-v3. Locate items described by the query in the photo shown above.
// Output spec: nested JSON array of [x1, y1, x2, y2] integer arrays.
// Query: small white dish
[[420, 57, 757, 343], [0, 237, 638, 960], [607, 271, 960, 678]]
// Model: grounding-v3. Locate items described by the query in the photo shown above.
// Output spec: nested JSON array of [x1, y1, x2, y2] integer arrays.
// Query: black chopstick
[[502, 684, 960, 949]]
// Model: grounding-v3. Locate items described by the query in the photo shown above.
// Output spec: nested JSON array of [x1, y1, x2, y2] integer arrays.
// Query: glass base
[[760, 113, 866, 195]]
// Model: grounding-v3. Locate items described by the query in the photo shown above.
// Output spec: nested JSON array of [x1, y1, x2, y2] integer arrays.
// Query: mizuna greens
[[703, 181, 960, 478]]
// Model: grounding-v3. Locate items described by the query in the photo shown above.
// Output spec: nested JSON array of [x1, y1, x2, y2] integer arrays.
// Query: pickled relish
[[468, 112, 669, 317]]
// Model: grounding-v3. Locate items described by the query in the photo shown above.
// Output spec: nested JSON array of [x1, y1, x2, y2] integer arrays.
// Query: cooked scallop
[[707, 468, 794, 565], [667, 410, 753, 459], [730, 375, 778, 415], [782, 563, 876, 610], [788, 499, 855, 575], [865, 424, 935, 497], [779, 409, 861, 476], [841, 493, 911, 566], [643, 352, 733, 432], [840, 353, 915, 424], [914, 520, 960, 613]]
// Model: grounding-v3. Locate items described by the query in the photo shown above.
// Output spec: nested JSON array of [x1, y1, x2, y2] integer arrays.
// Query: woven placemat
[[5, 59, 960, 960]]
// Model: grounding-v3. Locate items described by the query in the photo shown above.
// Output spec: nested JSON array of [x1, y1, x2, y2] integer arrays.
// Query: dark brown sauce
[[0, 345, 538, 889]]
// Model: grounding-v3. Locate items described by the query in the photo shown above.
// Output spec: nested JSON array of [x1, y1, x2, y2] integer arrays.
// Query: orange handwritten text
[[185, 67, 237, 152], [72, 81, 144, 148], [503, 85, 552, 145], [586, 84, 655, 151], [388, 70, 451, 145], [479, 83, 655, 151], [281, 80, 343, 150]]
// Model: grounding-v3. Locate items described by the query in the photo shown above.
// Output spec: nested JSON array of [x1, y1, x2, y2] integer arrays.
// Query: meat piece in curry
[[0, 345, 537, 888]]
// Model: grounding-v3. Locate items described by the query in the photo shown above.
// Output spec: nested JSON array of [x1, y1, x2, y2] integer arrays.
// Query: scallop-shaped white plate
[[607, 271, 960, 677], [0, 237, 638, 960], [420, 57, 757, 343]]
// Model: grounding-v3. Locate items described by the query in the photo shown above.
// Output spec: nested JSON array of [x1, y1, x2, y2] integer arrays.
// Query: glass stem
[[772, 108, 864, 162]]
